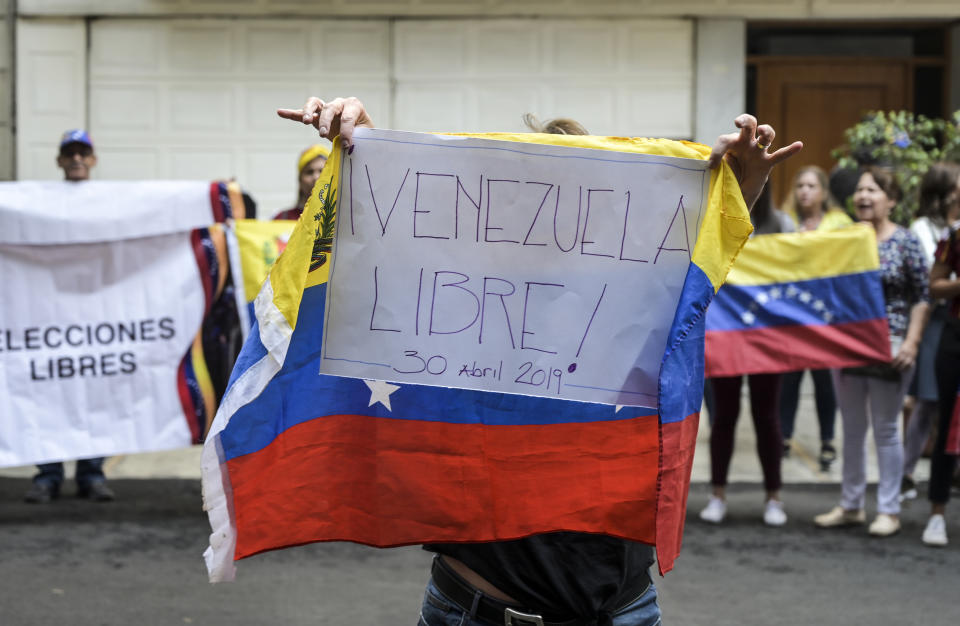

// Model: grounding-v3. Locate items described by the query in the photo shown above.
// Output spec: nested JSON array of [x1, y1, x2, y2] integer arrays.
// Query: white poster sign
[[320, 130, 708, 407], [0, 182, 215, 467]]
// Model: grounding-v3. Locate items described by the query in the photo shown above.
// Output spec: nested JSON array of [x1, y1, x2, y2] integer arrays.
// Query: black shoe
[[24, 482, 59, 504], [819, 443, 837, 470], [78, 481, 115, 502]]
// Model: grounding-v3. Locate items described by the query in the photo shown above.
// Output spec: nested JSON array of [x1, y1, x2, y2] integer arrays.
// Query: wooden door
[[755, 59, 910, 207]]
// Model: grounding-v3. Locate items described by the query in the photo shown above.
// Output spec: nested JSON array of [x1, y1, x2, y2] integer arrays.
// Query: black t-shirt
[[426, 533, 655, 619]]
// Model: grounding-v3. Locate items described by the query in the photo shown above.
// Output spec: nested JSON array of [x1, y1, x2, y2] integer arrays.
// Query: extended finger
[[766, 141, 804, 166], [277, 108, 305, 121]]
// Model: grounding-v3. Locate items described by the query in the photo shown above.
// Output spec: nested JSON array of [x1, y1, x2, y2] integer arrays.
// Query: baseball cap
[[60, 129, 94, 151]]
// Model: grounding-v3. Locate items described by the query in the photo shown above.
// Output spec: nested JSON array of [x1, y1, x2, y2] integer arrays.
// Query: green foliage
[[831, 110, 960, 224]]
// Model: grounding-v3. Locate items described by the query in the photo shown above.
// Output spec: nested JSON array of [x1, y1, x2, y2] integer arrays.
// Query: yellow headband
[[298, 144, 331, 174]]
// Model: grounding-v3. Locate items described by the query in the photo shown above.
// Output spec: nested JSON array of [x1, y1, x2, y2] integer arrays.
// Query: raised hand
[[277, 96, 374, 146], [706, 114, 803, 210]]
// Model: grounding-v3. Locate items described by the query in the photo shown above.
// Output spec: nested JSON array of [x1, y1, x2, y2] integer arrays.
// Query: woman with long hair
[[778, 166, 852, 470], [814, 167, 929, 537]]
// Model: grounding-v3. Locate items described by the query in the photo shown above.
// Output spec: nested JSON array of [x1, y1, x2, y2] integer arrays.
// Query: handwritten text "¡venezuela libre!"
[[0, 318, 176, 380]]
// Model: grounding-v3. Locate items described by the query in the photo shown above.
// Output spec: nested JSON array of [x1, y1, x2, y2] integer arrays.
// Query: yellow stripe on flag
[[725, 224, 878, 286]]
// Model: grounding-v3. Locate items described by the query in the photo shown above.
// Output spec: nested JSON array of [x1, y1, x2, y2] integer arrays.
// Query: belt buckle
[[504, 607, 545, 626]]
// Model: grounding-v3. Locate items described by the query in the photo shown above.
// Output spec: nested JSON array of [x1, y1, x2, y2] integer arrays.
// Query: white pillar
[[694, 19, 745, 146]]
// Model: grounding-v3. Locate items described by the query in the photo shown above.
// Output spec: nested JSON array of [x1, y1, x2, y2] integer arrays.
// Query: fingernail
[[348, 145, 355, 155], [319, 126, 327, 135], [302, 114, 311, 123]]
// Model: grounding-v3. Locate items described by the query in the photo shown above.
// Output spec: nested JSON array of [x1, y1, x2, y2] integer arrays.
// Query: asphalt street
[[2, 477, 959, 625]]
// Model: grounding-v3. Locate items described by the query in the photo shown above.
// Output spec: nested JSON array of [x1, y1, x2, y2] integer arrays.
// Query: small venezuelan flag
[[704, 226, 891, 378]]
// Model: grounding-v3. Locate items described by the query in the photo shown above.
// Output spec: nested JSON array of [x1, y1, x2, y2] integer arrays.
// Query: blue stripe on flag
[[706, 271, 885, 332], [219, 284, 658, 462], [658, 263, 711, 424]]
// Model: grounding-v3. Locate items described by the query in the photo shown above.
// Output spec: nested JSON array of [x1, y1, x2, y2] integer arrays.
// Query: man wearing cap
[[56, 129, 98, 182], [273, 144, 330, 220], [23, 130, 115, 504]]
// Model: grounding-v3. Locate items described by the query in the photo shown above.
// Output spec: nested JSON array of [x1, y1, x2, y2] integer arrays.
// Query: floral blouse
[[879, 227, 930, 338]]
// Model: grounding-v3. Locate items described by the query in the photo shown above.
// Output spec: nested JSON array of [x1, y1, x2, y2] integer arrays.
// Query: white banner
[[0, 182, 216, 467], [320, 129, 708, 407]]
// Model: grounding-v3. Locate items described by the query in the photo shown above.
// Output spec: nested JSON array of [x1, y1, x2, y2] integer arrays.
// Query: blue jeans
[[417, 576, 661, 626], [34, 458, 106, 488]]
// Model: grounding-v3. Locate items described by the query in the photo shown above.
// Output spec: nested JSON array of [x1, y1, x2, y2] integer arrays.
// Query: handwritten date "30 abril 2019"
[[392, 350, 566, 395]]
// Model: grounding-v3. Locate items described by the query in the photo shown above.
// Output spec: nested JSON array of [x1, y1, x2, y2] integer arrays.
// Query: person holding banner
[[921, 166, 960, 547], [814, 167, 930, 537], [276, 96, 802, 625], [24, 130, 115, 504], [272, 144, 330, 220]]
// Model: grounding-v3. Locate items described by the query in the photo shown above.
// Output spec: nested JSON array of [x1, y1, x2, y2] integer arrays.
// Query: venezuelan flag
[[225, 219, 296, 333], [704, 226, 891, 378], [201, 133, 752, 582]]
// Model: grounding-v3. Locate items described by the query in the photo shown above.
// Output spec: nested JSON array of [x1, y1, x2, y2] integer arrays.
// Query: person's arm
[[278, 100, 801, 210], [930, 260, 960, 300]]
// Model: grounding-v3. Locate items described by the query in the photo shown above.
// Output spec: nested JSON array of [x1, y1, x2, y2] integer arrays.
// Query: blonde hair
[[781, 165, 840, 218], [522, 113, 589, 136]]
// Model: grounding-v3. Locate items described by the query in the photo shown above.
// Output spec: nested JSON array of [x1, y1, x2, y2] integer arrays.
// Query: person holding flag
[[269, 96, 802, 625]]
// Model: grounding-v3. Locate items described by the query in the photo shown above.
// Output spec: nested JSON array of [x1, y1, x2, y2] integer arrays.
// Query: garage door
[[89, 19, 392, 216], [88, 18, 691, 217]]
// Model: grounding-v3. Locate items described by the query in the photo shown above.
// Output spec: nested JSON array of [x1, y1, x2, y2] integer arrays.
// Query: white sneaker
[[763, 499, 787, 527], [699, 496, 727, 523], [922, 514, 948, 547]]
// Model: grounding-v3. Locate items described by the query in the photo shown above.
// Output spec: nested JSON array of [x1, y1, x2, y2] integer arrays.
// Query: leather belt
[[430, 556, 650, 626]]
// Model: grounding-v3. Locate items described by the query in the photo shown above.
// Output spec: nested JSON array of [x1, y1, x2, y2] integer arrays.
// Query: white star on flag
[[364, 379, 401, 411], [786, 285, 799, 298], [799, 291, 812, 303], [741, 311, 756, 325], [813, 300, 825, 311], [769, 287, 782, 299], [823, 311, 834, 322], [755, 292, 769, 305]]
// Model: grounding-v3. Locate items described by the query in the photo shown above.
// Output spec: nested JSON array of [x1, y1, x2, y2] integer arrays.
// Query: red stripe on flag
[[656, 412, 699, 575], [705, 318, 890, 378], [175, 357, 199, 443], [227, 414, 659, 560], [209, 182, 225, 223]]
